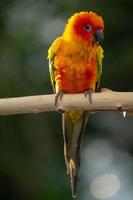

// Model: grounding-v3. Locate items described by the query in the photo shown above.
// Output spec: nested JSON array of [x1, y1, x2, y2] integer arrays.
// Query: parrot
[[47, 11, 104, 198]]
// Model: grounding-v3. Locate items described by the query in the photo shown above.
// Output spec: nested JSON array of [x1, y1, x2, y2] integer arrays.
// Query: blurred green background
[[0, 0, 133, 200]]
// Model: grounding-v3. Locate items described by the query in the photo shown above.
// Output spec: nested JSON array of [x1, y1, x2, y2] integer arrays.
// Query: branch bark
[[0, 89, 133, 116]]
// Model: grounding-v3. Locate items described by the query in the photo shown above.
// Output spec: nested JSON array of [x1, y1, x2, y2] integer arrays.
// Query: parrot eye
[[84, 24, 92, 32]]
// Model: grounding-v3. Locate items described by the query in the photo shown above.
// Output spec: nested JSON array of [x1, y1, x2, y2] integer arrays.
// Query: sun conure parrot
[[47, 11, 104, 198]]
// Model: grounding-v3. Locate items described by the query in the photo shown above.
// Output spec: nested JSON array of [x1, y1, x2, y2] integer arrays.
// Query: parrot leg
[[55, 90, 64, 106], [84, 89, 93, 104]]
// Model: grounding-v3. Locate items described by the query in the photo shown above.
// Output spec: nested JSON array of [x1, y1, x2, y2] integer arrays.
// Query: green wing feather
[[49, 59, 56, 92], [96, 45, 104, 89], [47, 36, 62, 92]]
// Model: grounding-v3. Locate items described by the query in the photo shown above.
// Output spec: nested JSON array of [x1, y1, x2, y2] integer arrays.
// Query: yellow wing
[[47, 36, 62, 92], [96, 45, 104, 89]]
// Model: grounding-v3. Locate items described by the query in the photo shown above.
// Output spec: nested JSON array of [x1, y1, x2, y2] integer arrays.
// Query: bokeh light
[[81, 138, 133, 200], [90, 174, 120, 199]]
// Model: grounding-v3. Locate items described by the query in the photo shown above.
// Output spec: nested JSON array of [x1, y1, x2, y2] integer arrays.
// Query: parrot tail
[[62, 111, 89, 198]]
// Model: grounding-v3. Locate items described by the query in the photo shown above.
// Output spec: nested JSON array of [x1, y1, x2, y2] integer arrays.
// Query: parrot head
[[63, 11, 104, 44]]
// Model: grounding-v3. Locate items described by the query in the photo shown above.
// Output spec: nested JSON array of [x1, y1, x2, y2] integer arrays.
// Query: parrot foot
[[84, 89, 93, 104], [55, 91, 64, 106]]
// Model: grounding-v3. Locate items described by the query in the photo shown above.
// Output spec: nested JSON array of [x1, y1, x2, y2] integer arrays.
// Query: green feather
[[49, 58, 56, 92], [47, 36, 62, 92], [96, 45, 104, 89]]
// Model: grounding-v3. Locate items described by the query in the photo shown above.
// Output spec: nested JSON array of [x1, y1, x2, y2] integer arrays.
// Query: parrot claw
[[84, 89, 93, 104], [55, 91, 64, 106]]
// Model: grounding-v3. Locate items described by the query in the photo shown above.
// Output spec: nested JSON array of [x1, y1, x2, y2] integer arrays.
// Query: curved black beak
[[94, 29, 104, 43]]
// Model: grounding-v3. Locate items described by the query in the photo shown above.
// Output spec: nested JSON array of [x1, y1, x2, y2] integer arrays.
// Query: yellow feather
[[47, 36, 62, 60]]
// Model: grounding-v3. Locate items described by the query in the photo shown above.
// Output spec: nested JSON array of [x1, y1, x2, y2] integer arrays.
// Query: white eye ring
[[84, 24, 92, 32]]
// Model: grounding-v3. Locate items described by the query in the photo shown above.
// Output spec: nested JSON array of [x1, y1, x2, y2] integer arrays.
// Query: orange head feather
[[63, 11, 104, 43]]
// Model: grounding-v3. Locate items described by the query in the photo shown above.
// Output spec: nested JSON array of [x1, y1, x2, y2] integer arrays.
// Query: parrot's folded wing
[[47, 36, 62, 92], [96, 45, 104, 89]]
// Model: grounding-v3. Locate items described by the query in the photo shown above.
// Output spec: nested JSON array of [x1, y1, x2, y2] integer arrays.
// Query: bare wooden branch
[[0, 89, 133, 116]]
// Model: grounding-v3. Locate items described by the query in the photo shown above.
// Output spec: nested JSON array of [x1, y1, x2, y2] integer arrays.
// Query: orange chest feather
[[54, 44, 98, 93]]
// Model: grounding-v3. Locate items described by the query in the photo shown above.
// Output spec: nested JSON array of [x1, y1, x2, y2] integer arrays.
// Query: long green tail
[[62, 111, 89, 198]]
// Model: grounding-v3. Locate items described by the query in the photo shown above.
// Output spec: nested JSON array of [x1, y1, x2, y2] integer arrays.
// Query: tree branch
[[0, 89, 133, 116]]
